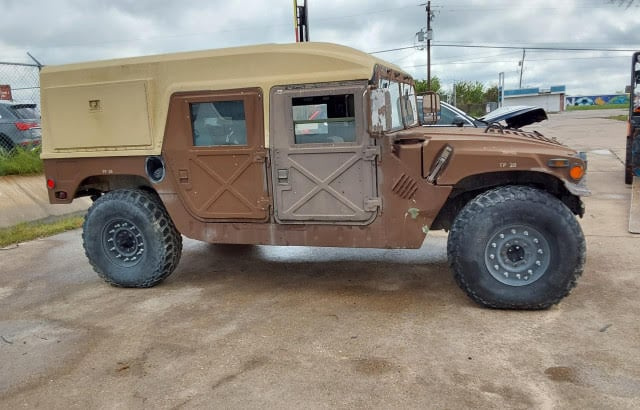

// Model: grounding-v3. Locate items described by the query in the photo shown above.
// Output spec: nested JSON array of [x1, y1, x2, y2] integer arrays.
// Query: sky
[[0, 0, 638, 97]]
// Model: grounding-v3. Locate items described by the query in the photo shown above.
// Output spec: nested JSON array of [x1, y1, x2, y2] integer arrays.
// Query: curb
[[0, 175, 91, 228]]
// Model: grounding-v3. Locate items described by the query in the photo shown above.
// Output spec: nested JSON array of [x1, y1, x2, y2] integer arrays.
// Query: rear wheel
[[447, 186, 586, 309], [82, 189, 182, 287]]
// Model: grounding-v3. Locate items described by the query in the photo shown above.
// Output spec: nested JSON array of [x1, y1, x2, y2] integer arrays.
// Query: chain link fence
[[0, 61, 41, 152]]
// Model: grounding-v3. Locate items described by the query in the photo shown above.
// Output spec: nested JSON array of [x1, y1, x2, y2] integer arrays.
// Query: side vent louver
[[392, 174, 418, 199]]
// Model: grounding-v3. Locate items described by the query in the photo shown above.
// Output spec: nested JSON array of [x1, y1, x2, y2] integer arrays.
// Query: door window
[[189, 100, 247, 146], [292, 94, 356, 144]]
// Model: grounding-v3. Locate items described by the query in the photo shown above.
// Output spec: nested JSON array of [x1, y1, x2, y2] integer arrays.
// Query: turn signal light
[[46, 179, 55, 190], [569, 165, 585, 181]]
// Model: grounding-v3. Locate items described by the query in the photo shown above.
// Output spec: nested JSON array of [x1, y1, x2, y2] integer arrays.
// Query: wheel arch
[[75, 174, 157, 200], [430, 171, 583, 231]]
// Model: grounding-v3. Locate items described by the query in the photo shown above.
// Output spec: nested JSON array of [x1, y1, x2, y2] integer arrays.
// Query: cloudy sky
[[0, 0, 638, 96]]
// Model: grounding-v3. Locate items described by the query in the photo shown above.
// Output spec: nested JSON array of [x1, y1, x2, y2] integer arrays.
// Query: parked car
[[478, 105, 548, 129], [417, 98, 482, 127], [0, 101, 41, 152], [417, 96, 548, 129]]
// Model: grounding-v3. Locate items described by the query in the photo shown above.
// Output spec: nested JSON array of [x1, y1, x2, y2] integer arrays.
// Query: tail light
[[15, 121, 39, 131], [47, 179, 55, 189]]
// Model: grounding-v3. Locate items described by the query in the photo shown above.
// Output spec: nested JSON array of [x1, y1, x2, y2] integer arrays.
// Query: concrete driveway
[[1, 110, 638, 409]]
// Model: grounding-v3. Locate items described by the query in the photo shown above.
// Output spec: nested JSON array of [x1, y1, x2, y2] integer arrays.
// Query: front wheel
[[447, 186, 586, 309], [82, 189, 183, 287]]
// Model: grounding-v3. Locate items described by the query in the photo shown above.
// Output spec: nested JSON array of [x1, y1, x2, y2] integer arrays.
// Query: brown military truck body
[[40, 42, 589, 309]]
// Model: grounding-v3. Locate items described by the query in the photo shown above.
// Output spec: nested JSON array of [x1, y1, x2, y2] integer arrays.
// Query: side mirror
[[368, 88, 392, 136], [421, 91, 440, 125]]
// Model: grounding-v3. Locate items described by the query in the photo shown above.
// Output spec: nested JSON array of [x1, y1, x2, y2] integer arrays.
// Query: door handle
[[277, 169, 289, 184], [179, 169, 189, 183]]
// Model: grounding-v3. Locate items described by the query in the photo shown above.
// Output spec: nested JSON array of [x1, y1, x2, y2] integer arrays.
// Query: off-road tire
[[82, 189, 182, 287], [447, 186, 586, 309]]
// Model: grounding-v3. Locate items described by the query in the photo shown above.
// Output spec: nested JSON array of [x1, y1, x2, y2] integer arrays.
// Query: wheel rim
[[484, 224, 551, 287], [102, 219, 145, 267]]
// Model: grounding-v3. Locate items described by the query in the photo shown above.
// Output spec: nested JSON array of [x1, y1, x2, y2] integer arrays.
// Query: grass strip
[[606, 114, 628, 121], [0, 215, 84, 248], [0, 147, 43, 176], [566, 104, 627, 111]]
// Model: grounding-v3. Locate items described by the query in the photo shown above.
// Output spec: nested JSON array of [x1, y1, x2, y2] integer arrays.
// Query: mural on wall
[[566, 94, 629, 106]]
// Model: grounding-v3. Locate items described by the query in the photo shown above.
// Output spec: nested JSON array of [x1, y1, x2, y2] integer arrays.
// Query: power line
[[402, 54, 629, 68], [369, 43, 638, 54]]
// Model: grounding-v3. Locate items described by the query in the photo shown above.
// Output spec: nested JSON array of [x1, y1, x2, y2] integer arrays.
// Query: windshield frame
[[373, 66, 419, 132]]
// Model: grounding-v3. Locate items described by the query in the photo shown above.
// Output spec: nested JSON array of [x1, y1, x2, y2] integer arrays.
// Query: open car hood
[[479, 106, 548, 129]]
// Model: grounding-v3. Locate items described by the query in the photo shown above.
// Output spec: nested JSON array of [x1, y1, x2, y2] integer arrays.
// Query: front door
[[270, 82, 379, 224], [164, 88, 269, 221]]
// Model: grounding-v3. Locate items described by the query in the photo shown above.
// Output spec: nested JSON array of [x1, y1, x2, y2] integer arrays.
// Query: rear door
[[164, 88, 270, 221], [270, 82, 379, 224]]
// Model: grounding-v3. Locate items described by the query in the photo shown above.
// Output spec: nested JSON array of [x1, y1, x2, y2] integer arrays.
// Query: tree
[[484, 85, 499, 103], [414, 77, 448, 101], [414, 77, 441, 94], [454, 81, 485, 105]]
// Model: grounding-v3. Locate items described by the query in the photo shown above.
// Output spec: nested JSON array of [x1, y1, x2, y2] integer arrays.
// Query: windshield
[[378, 78, 418, 130]]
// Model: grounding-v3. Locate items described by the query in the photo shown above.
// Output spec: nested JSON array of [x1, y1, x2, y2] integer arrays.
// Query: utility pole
[[293, 0, 310, 42], [518, 48, 526, 89], [426, 1, 432, 90], [498, 72, 505, 107]]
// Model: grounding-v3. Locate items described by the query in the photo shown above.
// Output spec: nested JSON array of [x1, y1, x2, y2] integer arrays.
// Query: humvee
[[40, 42, 588, 309]]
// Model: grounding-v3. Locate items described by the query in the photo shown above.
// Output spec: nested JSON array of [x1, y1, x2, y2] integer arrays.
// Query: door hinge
[[364, 146, 381, 161], [364, 197, 382, 211], [253, 149, 268, 163]]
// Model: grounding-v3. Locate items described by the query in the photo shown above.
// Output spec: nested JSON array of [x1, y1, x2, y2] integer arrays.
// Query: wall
[[503, 94, 564, 113], [565, 94, 629, 107]]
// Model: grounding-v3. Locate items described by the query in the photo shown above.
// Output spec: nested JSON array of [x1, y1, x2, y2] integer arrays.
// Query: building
[[502, 86, 566, 113]]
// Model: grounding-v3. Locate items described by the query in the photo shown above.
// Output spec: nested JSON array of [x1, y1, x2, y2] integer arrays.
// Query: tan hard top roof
[[40, 42, 411, 158], [41, 42, 408, 80]]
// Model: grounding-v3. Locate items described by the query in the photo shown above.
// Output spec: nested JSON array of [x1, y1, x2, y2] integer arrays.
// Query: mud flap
[[630, 176, 640, 234]]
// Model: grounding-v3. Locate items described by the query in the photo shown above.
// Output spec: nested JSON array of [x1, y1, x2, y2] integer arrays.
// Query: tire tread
[[82, 189, 182, 288], [447, 185, 586, 309]]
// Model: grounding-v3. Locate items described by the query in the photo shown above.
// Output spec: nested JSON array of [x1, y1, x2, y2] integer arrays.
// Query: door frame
[[269, 81, 380, 224], [162, 88, 270, 222]]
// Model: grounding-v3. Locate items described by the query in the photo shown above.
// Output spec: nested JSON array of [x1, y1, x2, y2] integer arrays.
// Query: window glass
[[11, 105, 39, 119], [378, 79, 403, 130], [401, 83, 418, 127], [292, 94, 356, 144], [438, 104, 457, 125], [190, 100, 247, 146]]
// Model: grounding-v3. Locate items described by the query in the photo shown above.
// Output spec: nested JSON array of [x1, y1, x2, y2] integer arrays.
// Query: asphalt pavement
[[0, 109, 638, 409]]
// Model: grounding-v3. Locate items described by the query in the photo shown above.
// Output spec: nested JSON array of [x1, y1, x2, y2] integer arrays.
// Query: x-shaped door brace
[[283, 152, 366, 216], [192, 152, 259, 214]]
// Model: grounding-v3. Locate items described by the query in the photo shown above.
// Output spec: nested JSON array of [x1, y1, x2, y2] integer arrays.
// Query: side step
[[630, 176, 640, 234]]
